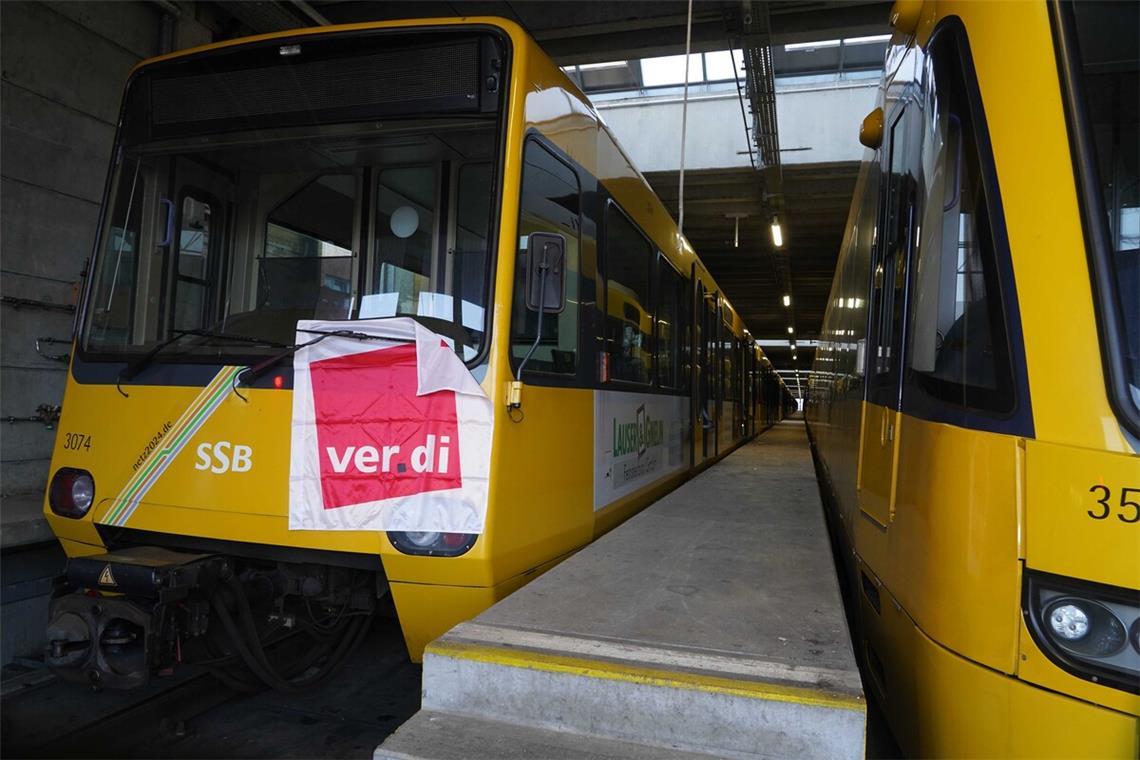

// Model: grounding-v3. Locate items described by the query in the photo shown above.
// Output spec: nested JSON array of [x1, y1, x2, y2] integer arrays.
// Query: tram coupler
[[45, 547, 227, 689]]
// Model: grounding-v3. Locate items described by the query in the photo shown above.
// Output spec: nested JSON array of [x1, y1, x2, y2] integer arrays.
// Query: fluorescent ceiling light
[[577, 61, 628, 70], [844, 34, 892, 45], [784, 39, 841, 52]]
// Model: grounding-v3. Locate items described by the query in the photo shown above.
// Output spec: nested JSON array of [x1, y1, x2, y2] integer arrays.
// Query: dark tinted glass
[[905, 30, 1014, 412], [174, 195, 214, 330], [656, 258, 684, 389], [1070, 1, 1139, 418], [511, 140, 581, 375], [261, 173, 356, 327], [604, 205, 653, 383]]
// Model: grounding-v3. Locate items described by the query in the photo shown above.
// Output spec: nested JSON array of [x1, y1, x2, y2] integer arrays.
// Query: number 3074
[[1088, 485, 1139, 523], [63, 433, 91, 452]]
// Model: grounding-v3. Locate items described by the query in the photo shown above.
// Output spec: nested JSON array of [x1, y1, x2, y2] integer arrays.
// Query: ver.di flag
[[288, 317, 492, 533]]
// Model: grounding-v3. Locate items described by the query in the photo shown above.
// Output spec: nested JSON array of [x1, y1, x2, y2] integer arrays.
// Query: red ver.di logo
[[309, 344, 462, 510]]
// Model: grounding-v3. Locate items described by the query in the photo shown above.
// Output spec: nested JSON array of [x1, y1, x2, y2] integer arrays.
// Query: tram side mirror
[[859, 107, 884, 149], [525, 232, 566, 313]]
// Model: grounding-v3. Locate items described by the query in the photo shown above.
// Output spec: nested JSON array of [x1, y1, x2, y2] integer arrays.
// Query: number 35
[[1088, 485, 1140, 523]]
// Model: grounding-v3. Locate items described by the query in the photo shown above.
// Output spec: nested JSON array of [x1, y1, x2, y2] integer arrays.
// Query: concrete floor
[[385, 419, 868, 759], [476, 420, 857, 677]]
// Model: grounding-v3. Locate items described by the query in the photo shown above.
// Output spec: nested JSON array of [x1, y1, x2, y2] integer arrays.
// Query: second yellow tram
[[807, 1, 1139, 755]]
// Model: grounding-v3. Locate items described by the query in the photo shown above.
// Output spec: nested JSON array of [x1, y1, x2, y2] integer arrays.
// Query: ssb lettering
[[195, 441, 253, 473]]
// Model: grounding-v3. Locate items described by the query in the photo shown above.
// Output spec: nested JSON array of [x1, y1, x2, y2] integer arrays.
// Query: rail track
[[2, 615, 420, 759]]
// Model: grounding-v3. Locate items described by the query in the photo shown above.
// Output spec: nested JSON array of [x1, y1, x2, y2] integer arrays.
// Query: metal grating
[[740, 3, 781, 172]]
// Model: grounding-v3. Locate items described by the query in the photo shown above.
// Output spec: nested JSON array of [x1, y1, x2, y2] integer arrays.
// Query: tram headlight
[[1024, 570, 1139, 695], [387, 531, 477, 557], [406, 531, 441, 547], [1047, 602, 1089, 640], [1043, 599, 1125, 656], [49, 468, 95, 519]]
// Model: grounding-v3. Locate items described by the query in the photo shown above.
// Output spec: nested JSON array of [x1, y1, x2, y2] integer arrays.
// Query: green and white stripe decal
[[101, 366, 244, 528]]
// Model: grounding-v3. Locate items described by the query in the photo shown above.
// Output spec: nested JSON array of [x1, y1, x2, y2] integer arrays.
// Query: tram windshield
[[1067, 2, 1139, 420], [82, 31, 504, 365]]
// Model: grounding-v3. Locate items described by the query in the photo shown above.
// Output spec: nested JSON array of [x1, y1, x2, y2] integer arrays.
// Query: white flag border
[[287, 317, 493, 534]]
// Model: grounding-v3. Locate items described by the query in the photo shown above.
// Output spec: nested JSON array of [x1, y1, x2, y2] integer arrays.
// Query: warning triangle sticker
[[98, 564, 116, 586]]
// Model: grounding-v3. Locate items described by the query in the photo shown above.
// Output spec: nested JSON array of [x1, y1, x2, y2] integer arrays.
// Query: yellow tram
[[806, 0, 1139, 755], [41, 16, 790, 688]]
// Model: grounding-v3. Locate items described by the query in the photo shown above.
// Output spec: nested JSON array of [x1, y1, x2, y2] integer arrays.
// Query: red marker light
[[273, 375, 284, 389]]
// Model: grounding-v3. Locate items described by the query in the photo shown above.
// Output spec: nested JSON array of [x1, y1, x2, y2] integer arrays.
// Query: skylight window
[[784, 39, 841, 52], [703, 49, 745, 81], [640, 53, 703, 87]]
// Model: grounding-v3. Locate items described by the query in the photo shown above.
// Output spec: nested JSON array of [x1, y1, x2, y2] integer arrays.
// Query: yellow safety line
[[427, 640, 865, 713]]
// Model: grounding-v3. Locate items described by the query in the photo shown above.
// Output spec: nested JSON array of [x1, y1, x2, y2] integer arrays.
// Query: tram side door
[[858, 105, 917, 528], [167, 158, 237, 333], [693, 278, 713, 462], [708, 293, 720, 456]]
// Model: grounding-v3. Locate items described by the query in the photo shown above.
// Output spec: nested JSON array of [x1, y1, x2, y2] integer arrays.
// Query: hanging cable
[[677, 0, 694, 236]]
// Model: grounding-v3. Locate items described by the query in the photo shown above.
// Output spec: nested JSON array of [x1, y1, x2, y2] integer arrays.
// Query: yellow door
[[857, 102, 917, 528], [858, 402, 900, 526]]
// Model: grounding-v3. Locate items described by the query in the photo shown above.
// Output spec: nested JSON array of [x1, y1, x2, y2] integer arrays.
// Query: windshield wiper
[[117, 327, 289, 395], [233, 327, 414, 397]]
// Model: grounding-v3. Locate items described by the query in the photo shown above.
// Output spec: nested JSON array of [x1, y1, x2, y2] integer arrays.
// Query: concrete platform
[[377, 420, 864, 759], [379, 711, 711, 760], [1, 494, 52, 549]]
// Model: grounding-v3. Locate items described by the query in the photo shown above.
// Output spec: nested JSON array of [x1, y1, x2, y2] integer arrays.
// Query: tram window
[[173, 195, 214, 331], [679, 276, 693, 384], [511, 140, 581, 375], [905, 30, 1014, 413], [259, 173, 355, 328], [656, 257, 684, 389], [872, 109, 917, 381], [373, 166, 437, 316], [722, 327, 736, 401], [88, 157, 144, 345], [604, 204, 653, 384], [1068, 0, 1140, 425], [705, 299, 718, 400], [453, 163, 492, 346]]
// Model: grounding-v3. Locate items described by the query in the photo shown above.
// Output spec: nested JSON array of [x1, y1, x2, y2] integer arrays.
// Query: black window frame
[[896, 17, 1034, 437], [1049, 0, 1140, 440], [171, 185, 225, 332], [509, 134, 586, 384], [654, 252, 686, 391], [601, 199, 655, 387], [867, 104, 916, 409], [71, 25, 513, 380]]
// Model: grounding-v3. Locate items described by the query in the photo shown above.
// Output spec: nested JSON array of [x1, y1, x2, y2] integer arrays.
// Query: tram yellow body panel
[[810, 0, 1139, 754], [862, 570, 1138, 758]]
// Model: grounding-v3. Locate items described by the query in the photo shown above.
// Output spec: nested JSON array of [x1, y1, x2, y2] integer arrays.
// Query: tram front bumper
[[45, 547, 225, 689]]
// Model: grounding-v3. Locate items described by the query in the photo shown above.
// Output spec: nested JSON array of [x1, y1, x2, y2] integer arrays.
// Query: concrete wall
[[596, 80, 878, 173], [0, 0, 213, 665], [774, 81, 880, 165], [0, 2, 212, 508]]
